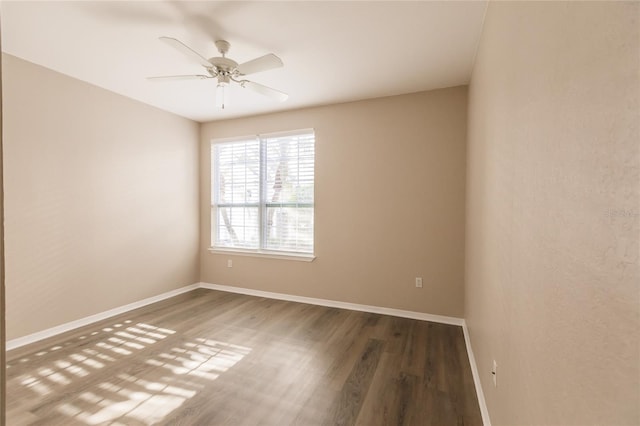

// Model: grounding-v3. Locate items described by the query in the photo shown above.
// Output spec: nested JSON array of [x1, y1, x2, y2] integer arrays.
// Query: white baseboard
[[6, 281, 463, 351], [6, 283, 200, 351], [198, 282, 464, 326], [462, 320, 492, 426]]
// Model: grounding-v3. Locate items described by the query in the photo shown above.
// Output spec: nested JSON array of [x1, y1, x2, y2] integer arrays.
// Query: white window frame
[[209, 129, 315, 261]]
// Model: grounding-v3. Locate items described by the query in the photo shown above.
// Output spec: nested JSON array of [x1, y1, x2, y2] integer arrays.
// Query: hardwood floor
[[6, 289, 482, 425]]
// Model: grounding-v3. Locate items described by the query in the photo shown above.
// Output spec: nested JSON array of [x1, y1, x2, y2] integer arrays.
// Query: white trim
[[6, 283, 200, 351], [210, 129, 315, 145], [259, 128, 315, 139], [463, 320, 492, 426], [211, 134, 258, 145], [208, 248, 315, 262], [198, 282, 463, 326]]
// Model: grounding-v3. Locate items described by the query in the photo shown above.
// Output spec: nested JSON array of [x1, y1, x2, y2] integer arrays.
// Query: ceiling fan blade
[[159, 37, 212, 68], [237, 54, 283, 76], [147, 75, 212, 81], [241, 81, 288, 102]]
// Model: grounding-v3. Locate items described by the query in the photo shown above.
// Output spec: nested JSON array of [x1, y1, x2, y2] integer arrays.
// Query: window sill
[[208, 247, 316, 262]]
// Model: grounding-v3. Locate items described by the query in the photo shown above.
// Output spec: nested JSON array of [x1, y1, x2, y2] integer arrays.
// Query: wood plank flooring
[[6, 289, 482, 425]]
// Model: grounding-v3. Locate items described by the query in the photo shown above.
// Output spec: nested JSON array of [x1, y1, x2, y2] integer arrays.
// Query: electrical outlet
[[415, 277, 423, 288], [227, 259, 233, 268], [492, 360, 497, 387]]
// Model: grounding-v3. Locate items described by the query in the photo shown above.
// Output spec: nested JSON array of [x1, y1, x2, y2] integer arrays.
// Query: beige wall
[[200, 88, 467, 318], [3, 54, 200, 340], [0, 22, 5, 424], [466, 2, 639, 425]]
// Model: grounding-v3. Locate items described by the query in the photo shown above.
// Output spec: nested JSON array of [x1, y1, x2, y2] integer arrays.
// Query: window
[[211, 129, 315, 257]]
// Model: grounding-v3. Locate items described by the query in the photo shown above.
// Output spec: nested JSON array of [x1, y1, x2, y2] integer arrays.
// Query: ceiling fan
[[149, 37, 288, 109]]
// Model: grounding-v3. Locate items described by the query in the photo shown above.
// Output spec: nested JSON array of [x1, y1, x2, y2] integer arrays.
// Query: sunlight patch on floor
[[10, 316, 254, 425], [61, 393, 188, 425], [47, 336, 252, 425], [9, 319, 176, 401]]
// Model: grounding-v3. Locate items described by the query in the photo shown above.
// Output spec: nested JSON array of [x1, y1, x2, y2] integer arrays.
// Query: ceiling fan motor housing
[[209, 56, 239, 75]]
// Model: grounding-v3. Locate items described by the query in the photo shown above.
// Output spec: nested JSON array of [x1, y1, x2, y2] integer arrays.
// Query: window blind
[[212, 130, 315, 255]]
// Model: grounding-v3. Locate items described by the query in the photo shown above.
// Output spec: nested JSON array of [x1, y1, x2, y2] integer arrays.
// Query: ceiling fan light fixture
[[215, 75, 230, 109]]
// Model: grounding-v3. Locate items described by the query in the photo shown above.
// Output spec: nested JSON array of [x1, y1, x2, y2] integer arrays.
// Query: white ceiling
[[1, 1, 487, 123]]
